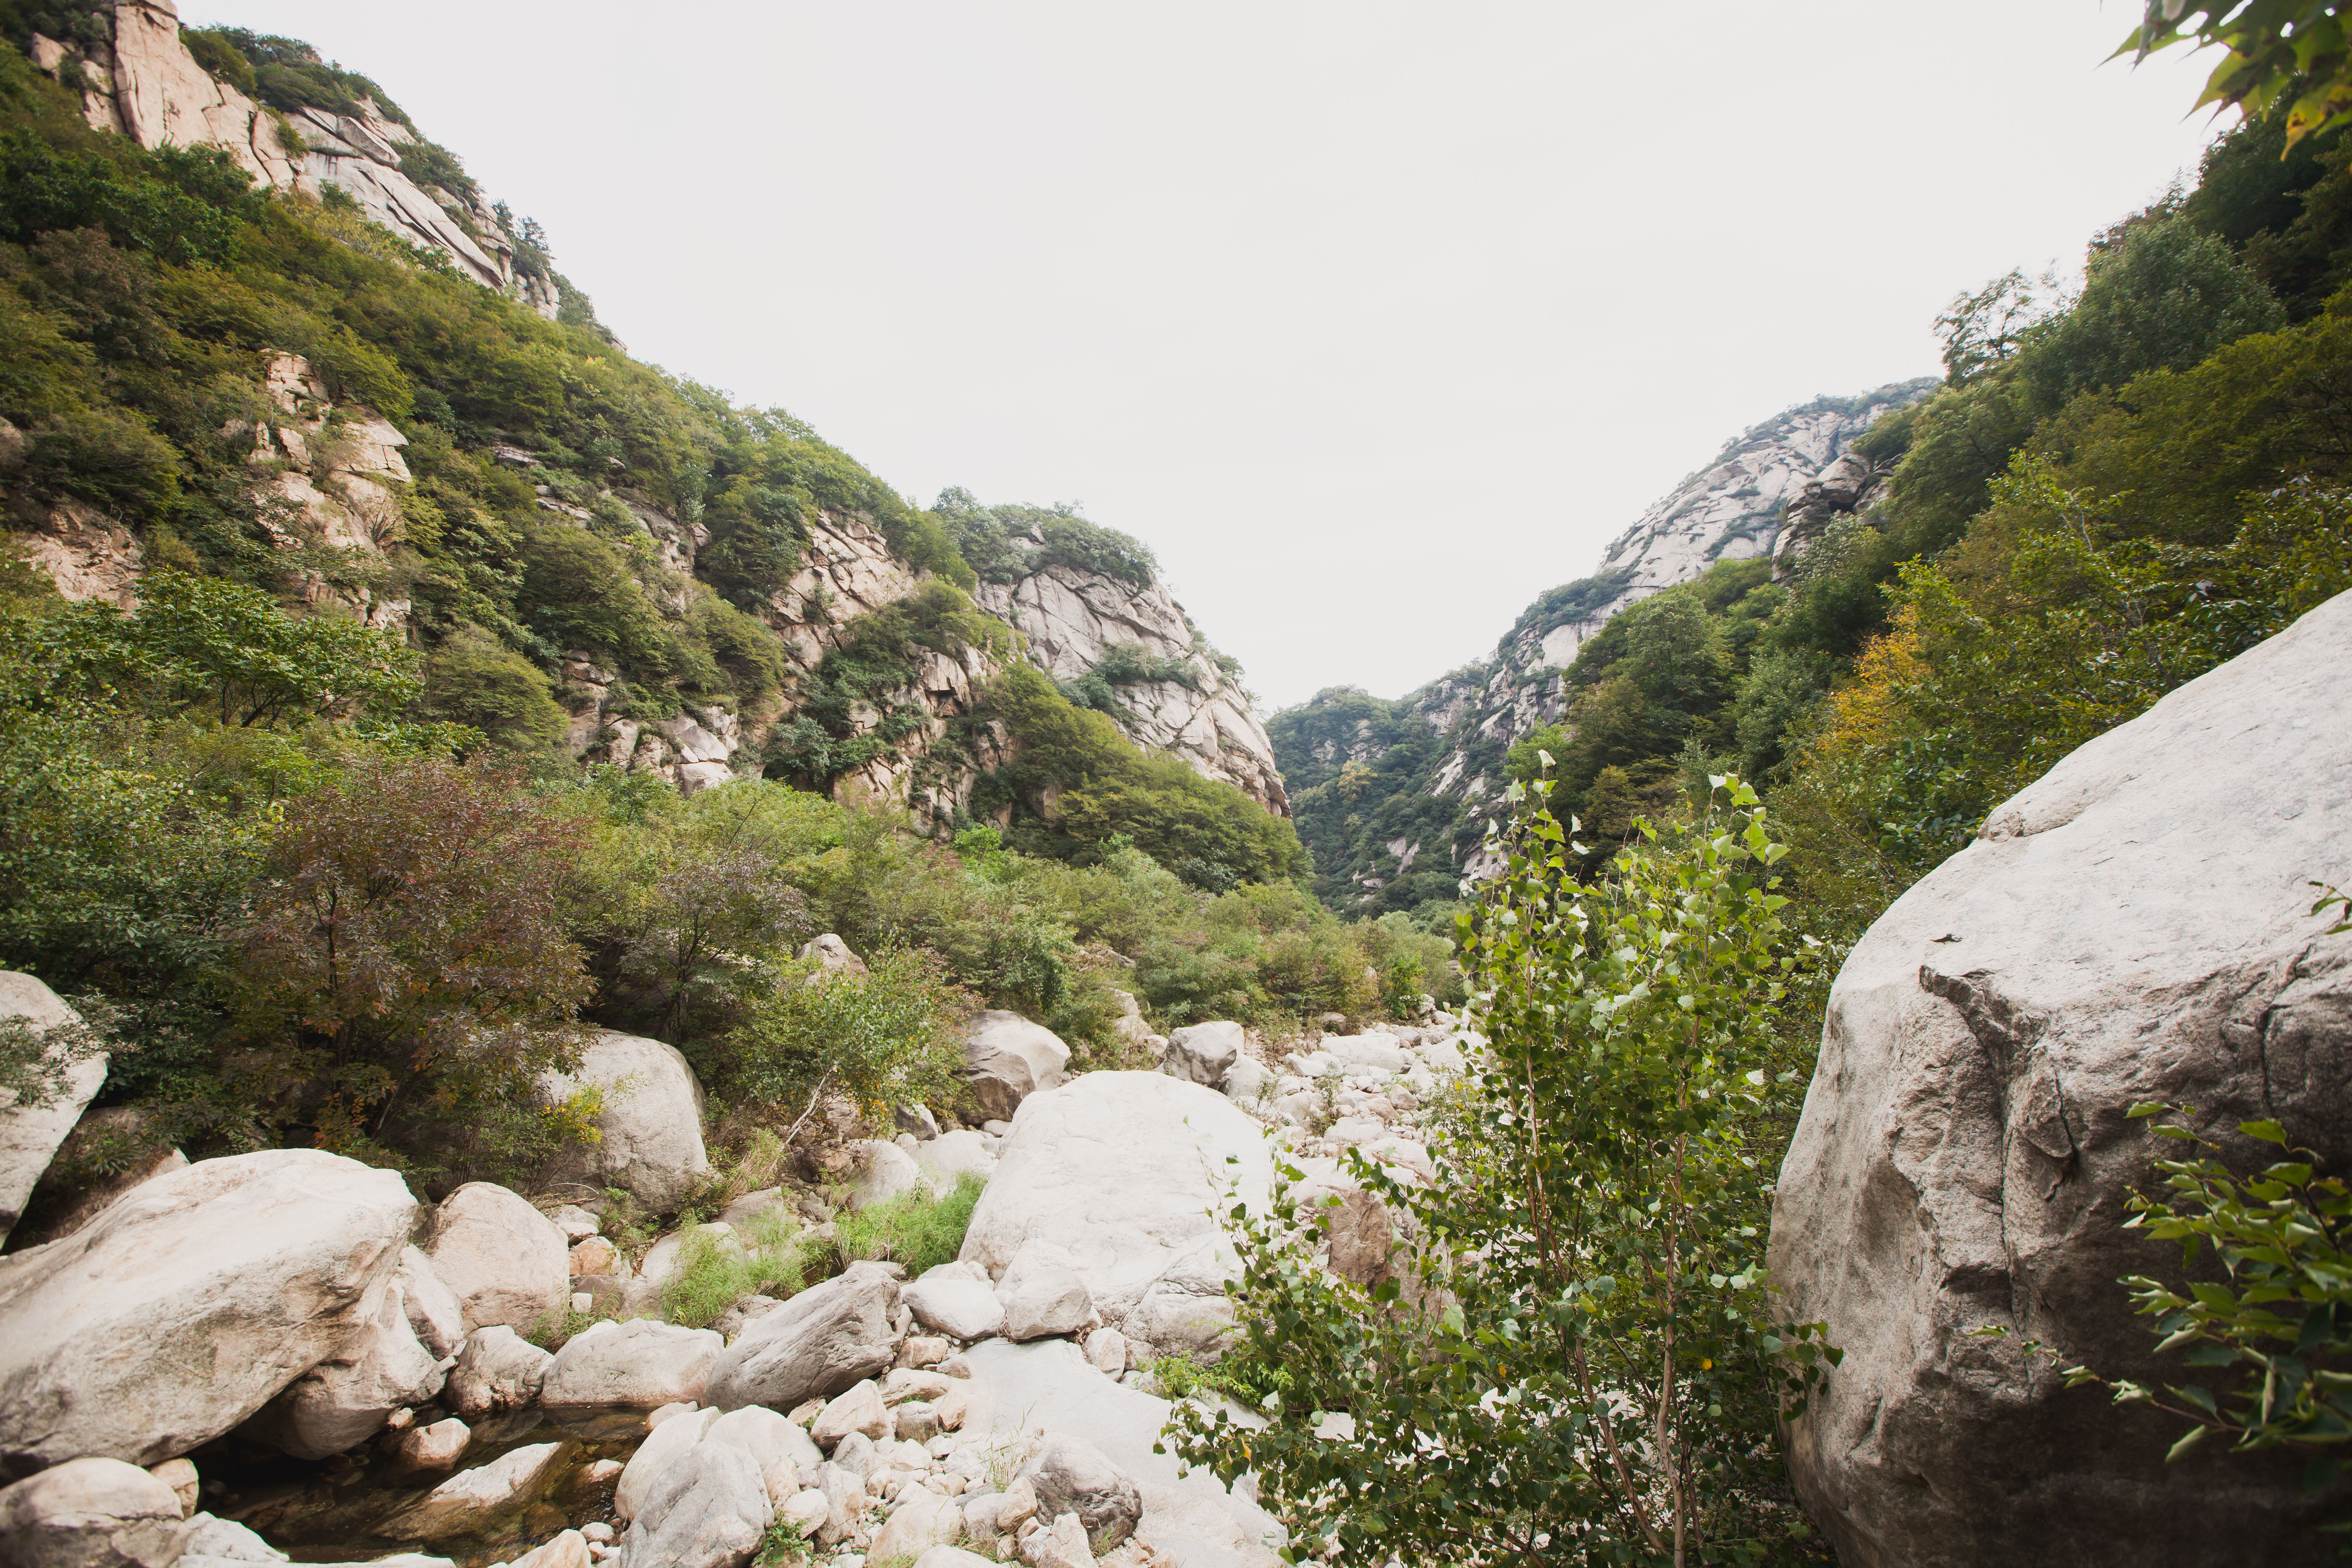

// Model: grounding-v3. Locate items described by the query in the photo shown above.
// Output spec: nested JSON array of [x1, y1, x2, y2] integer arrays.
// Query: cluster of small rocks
[[0, 923, 1453, 1568]]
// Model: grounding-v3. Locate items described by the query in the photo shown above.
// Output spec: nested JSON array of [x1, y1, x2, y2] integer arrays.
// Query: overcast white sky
[[201, 2, 2223, 709]]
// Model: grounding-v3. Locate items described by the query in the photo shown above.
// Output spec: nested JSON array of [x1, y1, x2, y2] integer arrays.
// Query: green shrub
[[517, 524, 673, 675], [22, 404, 181, 516], [234, 754, 594, 1163], [180, 28, 258, 96], [701, 948, 968, 1123], [420, 624, 564, 748], [836, 1172, 985, 1276], [0, 132, 250, 266]]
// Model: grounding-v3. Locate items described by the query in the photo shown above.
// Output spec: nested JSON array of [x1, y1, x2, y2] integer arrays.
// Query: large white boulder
[[903, 1263, 1004, 1343], [1771, 589, 2352, 1566], [1000, 1254, 1093, 1342], [426, 1182, 569, 1334], [379, 1442, 565, 1540], [393, 1247, 466, 1359], [702, 1261, 900, 1413], [536, 1029, 712, 1212], [618, 1437, 770, 1568], [0, 1149, 416, 1475], [839, 1140, 923, 1212], [958, 1073, 1271, 1354], [614, 1407, 717, 1523], [867, 1484, 957, 1563], [441, 1326, 551, 1420], [1321, 1032, 1407, 1073], [540, 1320, 722, 1428], [961, 1012, 1069, 1122], [0, 973, 107, 1250], [1020, 1436, 1143, 1553], [242, 1265, 446, 1459], [909, 1130, 996, 1193], [962, 1339, 1283, 1565], [1159, 1021, 1242, 1087], [0, 1458, 185, 1568]]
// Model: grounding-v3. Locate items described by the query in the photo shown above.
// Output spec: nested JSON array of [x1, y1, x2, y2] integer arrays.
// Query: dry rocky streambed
[[0, 971, 1475, 1568]]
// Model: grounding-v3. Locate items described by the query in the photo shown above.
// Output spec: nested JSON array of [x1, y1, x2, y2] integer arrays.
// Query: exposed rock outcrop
[[1770, 589, 2352, 1566], [31, 2, 552, 312], [1271, 381, 1935, 904], [702, 1261, 902, 1414], [973, 557, 1286, 814], [13, 499, 143, 610], [961, 1012, 1071, 1122], [0, 1457, 187, 1568], [958, 1072, 1272, 1357], [426, 1181, 570, 1334]]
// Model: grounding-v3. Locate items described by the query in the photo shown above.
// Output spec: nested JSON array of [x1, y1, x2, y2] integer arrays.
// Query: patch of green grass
[[753, 1515, 813, 1568], [835, 1172, 986, 1275], [527, 1304, 599, 1351], [661, 1204, 812, 1328]]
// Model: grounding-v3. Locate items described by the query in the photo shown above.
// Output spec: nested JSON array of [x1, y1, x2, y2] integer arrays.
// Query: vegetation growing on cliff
[[0, 21, 1368, 1212]]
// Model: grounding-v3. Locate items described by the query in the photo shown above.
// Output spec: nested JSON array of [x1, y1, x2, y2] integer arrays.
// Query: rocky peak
[[1271, 380, 1937, 909], [972, 553, 1288, 816], [1549, 380, 1937, 668], [26, 2, 558, 316]]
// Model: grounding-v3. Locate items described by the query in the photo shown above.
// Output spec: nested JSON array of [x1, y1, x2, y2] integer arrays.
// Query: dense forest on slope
[[0, 13, 1450, 1202]]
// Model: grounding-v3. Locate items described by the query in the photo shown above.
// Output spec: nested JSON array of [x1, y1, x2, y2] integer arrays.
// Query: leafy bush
[[233, 755, 593, 1166], [934, 491, 1157, 586], [701, 948, 968, 1125], [420, 623, 563, 748], [215, 30, 415, 131], [1173, 779, 1832, 1562], [0, 132, 251, 265], [21, 402, 181, 515], [2047, 1101, 2352, 1485], [836, 1172, 985, 1276], [989, 665, 1309, 890]]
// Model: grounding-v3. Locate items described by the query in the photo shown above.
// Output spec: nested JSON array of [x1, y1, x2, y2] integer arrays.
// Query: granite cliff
[[1270, 380, 1934, 910]]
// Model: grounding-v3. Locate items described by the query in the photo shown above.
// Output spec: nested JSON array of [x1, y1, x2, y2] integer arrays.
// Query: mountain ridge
[[1269, 378, 1935, 910]]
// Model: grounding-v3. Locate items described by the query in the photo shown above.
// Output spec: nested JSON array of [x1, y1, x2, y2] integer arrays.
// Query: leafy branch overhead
[[2124, 3, 2352, 151]]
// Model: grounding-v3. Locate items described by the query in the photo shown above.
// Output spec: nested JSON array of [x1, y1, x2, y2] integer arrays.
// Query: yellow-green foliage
[[661, 1203, 812, 1328]]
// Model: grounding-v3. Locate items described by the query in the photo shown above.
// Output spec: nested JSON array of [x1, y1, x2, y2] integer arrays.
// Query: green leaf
[[2167, 1425, 2212, 1462], [2240, 1119, 2290, 1145]]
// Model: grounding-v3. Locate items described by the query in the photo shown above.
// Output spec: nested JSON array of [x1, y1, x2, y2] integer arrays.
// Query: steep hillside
[[23, 3, 569, 314], [0, 0, 1299, 891], [1270, 380, 1932, 912]]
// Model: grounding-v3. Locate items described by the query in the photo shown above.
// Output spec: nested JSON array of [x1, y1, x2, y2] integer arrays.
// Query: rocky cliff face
[[973, 557, 1287, 815], [4, 13, 1288, 839], [1270, 381, 1934, 908], [12, 348, 413, 629], [1552, 384, 1935, 665], [27, 0, 557, 314]]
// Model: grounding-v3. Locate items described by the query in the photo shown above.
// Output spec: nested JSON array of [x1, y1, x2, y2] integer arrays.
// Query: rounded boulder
[[427, 1182, 569, 1335], [536, 1029, 712, 1213]]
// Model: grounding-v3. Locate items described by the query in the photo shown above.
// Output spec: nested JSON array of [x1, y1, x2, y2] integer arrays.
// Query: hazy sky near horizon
[[200, 2, 2223, 709]]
